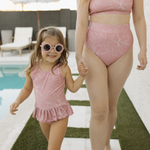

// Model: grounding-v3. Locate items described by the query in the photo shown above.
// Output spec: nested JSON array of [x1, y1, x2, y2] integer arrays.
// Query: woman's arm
[[63, 65, 87, 93], [10, 73, 33, 115], [132, 0, 148, 70], [75, 0, 90, 73]]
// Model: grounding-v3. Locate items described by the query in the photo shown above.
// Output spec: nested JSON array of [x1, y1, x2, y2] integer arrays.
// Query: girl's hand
[[78, 63, 88, 77], [137, 51, 148, 70], [76, 55, 88, 77], [10, 102, 20, 115]]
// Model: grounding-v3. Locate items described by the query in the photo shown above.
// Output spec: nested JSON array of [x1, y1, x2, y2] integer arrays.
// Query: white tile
[[85, 107, 91, 128], [68, 52, 78, 74], [68, 106, 86, 128], [0, 92, 35, 150], [0, 123, 25, 150], [85, 139, 121, 150], [85, 139, 91, 150], [62, 138, 85, 150], [66, 88, 89, 101], [0, 50, 32, 63], [73, 76, 86, 85], [110, 139, 121, 150]]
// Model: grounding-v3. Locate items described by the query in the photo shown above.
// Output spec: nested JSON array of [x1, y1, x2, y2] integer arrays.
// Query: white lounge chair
[[0, 27, 33, 56], [57, 27, 67, 44], [57, 27, 66, 39]]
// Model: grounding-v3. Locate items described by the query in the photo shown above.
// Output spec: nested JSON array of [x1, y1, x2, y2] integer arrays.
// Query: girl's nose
[[51, 48, 55, 53]]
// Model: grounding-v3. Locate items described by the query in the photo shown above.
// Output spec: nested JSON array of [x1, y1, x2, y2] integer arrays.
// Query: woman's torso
[[89, 0, 133, 25]]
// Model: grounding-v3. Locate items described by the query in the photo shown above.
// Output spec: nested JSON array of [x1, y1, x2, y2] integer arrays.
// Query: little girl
[[10, 26, 88, 150]]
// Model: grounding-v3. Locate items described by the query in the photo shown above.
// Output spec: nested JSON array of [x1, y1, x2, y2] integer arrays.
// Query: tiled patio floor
[[0, 50, 121, 150]]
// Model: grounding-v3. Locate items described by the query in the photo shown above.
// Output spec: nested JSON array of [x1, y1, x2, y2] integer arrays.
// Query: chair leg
[[1, 49, 3, 57], [32, 44, 35, 50], [19, 49, 22, 56], [11, 50, 12, 53], [29, 45, 31, 53]]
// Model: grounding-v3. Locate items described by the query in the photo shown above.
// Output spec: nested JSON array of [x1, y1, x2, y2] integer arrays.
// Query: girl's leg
[[39, 122, 51, 141], [48, 117, 68, 150], [105, 48, 133, 150], [83, 46, 109, 150]]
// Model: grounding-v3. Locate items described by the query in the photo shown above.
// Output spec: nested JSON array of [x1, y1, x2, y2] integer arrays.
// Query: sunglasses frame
[[40, 43, 64, 53]]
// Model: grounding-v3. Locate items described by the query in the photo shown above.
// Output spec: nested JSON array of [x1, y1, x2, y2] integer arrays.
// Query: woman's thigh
[[107, 47, 133, 109], [83, 46, 109, 115]]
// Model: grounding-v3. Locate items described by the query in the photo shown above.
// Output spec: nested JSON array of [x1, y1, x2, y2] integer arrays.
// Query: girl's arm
[[63, 65, 87, 93], [10, 73, 33, 115], [132, 0, 148, 70], [75, 0, 90, 75]]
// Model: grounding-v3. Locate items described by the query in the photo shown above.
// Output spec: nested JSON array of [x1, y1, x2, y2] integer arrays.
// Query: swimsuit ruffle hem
[[32, 103, 73, 124]]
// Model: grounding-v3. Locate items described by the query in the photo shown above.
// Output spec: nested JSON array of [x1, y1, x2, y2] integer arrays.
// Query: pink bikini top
[[89, 0, 133, 16]]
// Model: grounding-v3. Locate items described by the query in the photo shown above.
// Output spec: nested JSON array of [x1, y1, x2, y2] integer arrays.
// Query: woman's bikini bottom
[[85, 22, 133, 66]]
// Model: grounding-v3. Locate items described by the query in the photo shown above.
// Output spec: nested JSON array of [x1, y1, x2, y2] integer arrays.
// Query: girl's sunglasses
[[40, 43, 64, 53]]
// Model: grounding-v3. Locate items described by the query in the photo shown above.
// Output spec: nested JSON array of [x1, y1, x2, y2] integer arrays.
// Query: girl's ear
[[39, 47, 41, 53], [39, 49, 42, 56]]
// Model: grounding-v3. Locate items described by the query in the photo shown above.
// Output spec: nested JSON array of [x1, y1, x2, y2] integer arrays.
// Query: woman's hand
[[78, 63, 88, 77], [137, 50, 148, 70], [10, 101, 20, 115], [76, 55, 88, 77]]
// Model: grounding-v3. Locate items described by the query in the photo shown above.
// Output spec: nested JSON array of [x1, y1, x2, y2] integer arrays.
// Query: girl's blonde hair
[[26, 26, 69, 76]]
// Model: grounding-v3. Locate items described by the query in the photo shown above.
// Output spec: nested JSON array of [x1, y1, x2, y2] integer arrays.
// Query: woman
[[75, 0, 147, 150]]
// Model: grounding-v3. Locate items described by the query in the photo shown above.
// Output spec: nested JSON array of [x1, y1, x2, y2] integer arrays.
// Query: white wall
[[124, 0, 150, 133]]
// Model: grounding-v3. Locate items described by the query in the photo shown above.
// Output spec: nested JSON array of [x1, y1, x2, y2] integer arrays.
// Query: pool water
[[0, 64, 27, 120]]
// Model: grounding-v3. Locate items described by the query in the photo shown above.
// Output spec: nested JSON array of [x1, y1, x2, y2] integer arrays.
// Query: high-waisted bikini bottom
[[85, 22, 133, 66]]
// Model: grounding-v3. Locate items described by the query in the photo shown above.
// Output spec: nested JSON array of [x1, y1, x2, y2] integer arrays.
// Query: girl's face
[[40, 36, 62, 64]]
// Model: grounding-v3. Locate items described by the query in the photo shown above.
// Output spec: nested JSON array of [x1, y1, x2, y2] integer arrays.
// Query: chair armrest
[[10, 37, 14, 43]]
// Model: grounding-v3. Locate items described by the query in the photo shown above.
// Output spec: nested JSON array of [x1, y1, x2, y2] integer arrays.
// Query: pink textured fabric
[[89, 0, 133, 15], [32, 63, 73, 124], [85, 22, 133, 66]]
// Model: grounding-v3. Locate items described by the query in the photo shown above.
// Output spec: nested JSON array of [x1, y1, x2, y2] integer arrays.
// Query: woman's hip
[[85, 22, 133, 66]]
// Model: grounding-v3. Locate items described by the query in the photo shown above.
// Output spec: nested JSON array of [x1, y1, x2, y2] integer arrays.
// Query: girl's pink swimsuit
[[85, 0, 133, 66], [32, 63, 73, 124]]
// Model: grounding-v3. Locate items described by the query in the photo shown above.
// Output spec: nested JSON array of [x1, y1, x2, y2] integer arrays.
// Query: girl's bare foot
[[104, 144, 111, 150]]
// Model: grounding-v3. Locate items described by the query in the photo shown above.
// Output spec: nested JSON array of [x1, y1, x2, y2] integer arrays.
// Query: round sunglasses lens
[[56, 45, 62, 52], [44, 44, 50, 51]]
